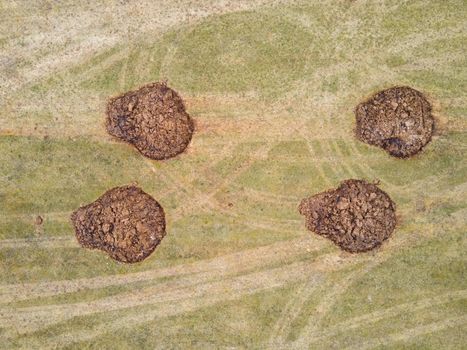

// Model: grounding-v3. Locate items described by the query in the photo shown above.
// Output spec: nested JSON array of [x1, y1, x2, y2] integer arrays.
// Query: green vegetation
[[1, 0, 466, 348]]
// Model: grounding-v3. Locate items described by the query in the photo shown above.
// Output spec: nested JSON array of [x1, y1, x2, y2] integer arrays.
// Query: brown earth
[[299, 179, 396, 253], [35, 216, 43, 225], [106, 82, 194, 160], [355, 86, 434, 158], [71, 186, 166, 263]]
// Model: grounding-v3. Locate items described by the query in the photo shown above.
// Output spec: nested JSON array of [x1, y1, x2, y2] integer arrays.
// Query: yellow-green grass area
[[1, 0, 466, 348]]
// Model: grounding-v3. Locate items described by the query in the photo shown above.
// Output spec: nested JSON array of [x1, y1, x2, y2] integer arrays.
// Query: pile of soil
[[71, 186, 166, 263], [355, 86, 434, 158], [299, 179, 396, 253], [106, 82, 194, 160]]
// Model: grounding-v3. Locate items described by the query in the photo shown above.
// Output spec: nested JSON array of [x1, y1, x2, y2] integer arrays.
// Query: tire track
[[0, 211, 71, 221], [268, 246, 389, 348], [316, 289, 467, 347], [209, 204, 302, 235], [388, 23, 467, 55], [398, 52, 466, 71], [0, 236, 325, 304], [331, 140, 362, 180], [267, 278, 323, 348], [37, 261, 322, 349], [2, 253, 349, 339], [290, 249, 396, 349], [301, 136, 334, 187], [2, 0, 295, 98], [0, 236, 76, 250], [231, 185, 300, 204], [168, 138, 276, 222], [348, 314, 467, 350]]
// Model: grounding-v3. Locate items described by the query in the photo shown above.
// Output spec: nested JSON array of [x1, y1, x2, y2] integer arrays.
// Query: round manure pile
[[106, 82, 194, 160], [355, 86, 434, 158], [71, 185, 166, 263], [299, 179, 396, 253]]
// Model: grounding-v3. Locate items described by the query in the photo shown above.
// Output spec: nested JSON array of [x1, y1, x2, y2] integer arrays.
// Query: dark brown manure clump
[[299, 179, 396, 253], [71, 185, 166, 263], [355, 86, 434, 158], [106, 82, 194, 160]]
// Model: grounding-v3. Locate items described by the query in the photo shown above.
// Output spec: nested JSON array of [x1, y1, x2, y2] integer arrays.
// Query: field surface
[[1, 0, 466, 349]]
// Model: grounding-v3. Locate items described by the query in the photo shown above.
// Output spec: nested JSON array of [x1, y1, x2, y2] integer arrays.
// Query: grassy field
[[1, 0, 466, 348]]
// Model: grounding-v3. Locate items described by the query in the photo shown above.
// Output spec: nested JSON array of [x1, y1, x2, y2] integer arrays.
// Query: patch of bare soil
[[299, 179, 396, 253], [35, 216, 43, 225], [355, 86, 434, 158], [71, 185, 166, 263], [106, 82, 194, 160]]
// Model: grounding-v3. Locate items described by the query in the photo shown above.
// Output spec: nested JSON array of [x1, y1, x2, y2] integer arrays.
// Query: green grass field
[[1, 0, 466, 348]]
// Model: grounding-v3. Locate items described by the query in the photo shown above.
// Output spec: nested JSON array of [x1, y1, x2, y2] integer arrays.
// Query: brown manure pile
[[299, 179, 396, 253], [106, 82, 194, 160], [355, 86, 434, 158], [71, 185, 166, 263]]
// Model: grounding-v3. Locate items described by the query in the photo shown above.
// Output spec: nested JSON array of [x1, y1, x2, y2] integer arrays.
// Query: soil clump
[[355, 86, 434, 158], [299, 179, 396, 253], [106, 82, 194, 160], [71, 185, 166, 263]]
